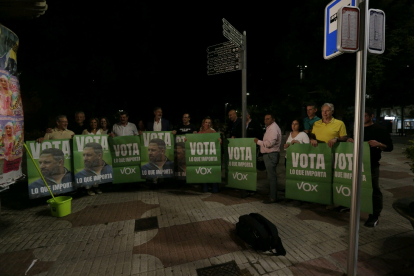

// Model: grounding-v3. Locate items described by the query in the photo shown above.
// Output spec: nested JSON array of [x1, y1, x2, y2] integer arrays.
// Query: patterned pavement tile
[[294, 203, 350, 227], [63, 200, 159, 227], [386, 186, 414, 199], [202, 189, 261, 206], [133, 218, 244, 267], [0, 249, 54, 276], [381, 170, 412, 179]]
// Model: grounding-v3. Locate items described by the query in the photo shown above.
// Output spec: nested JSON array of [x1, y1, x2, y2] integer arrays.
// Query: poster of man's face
[[83, 146, 102, 169], [39, 152, 63, 178], [148, 142, 164, 163], [176, 144, 186, 167]]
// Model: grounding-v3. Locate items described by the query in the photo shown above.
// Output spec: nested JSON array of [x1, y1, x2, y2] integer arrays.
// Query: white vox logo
[[336, 185, 351, 196], [120, 168, 136, 175], [297, 182, 318, 192], [195, 167, 212, 175], [232, 172, 248, 181]]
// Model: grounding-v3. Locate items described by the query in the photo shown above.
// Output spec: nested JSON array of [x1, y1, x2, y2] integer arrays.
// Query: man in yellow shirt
[[37, 115, 75, 143], [310, 103, 347, 148]]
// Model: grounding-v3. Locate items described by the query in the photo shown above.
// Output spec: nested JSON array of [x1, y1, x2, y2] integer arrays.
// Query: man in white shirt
[[110, 111, 138, 137], [254, 113, 282, 204]]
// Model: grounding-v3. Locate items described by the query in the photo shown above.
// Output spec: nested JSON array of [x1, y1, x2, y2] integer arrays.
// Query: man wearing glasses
[[176, 113, 197, 134]]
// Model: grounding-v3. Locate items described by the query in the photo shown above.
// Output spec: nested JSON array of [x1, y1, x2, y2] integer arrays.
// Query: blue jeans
[[263, 152, 280, 200]]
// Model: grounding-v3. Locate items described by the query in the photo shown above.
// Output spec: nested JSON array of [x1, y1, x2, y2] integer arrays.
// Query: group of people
[[261, 102, 393, 228], [34, 103, 393, 228]]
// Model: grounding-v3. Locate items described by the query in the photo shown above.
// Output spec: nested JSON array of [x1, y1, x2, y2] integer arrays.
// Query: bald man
[[227, 109, 241, 138]]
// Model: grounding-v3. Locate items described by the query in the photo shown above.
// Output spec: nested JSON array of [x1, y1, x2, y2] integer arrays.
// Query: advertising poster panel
[[109, 136, 144, 183], [140, 131, 174, 179], [0, 24, 23, 188], [26, 139, 75, 199], [332, 142, 373, 213], [185, 133, 221, 183], [73, 135, 113, 187], [286, 144, 333, 204], [225, 138, 257, 191]]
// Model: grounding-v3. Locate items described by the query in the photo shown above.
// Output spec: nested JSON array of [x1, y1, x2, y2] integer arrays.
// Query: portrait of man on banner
[[29, 148, 74, 199], [75, 142, 113, 186], [141, 138, 174, 179]]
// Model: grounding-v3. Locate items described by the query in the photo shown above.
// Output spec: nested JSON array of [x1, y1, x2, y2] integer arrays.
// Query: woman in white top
[[284, 119, 310, 166], [82, 117, 103, 135], [100, 117, 111, 135]]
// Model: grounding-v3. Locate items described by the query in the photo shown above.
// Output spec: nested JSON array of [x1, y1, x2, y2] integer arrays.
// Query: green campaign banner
[[175, 135, 186, 180], [73, 135, 113, 187], [185, 133, 221, 183], [332, 142, 373, 213], [26, 140, 76, 199], [140, 131, 174, 179], [109, 136, 144, 184], [286, 143, 332, 204], [225, 138, 257, 191]]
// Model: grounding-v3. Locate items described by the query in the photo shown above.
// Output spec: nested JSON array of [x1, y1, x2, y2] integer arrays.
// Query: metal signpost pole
[[347, 0, 368, 275], [242, 31, 247, 138]]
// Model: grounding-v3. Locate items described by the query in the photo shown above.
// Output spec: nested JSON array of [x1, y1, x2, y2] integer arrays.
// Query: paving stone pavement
[[1, 137, 414, 275]]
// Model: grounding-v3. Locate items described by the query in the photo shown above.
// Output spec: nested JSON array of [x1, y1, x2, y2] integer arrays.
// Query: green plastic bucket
[[47, 196, 72, 217]]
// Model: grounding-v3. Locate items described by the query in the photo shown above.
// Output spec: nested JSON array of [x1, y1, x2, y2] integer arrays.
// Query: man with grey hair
[[29, 148, 73, 199], [75, 142, 113, 195], [234, 109, 263, 138], [310, 103, 347, 148], [72, 111, 86, 134], [141, 138, 174, 179], [37, 115, 75, 143]]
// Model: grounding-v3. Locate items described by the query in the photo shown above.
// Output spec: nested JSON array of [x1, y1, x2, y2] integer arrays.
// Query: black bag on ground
[[236, 213, 286, 256]]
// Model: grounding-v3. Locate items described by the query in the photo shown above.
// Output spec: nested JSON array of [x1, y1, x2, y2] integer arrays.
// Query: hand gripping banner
[[109, 136, 144, 183], [286, 143, 333, 204], [225, 138, 257, 191], [185, 133, 221, 183], [26, 140, 76, 199]]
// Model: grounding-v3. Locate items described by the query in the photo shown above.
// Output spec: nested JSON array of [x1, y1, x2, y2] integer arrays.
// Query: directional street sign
[[207, 63, 241, 76], [222, 18, 243, 48], [207, 49, 240, 59], [206, 41, 234, 52], [207, 53, 240, 63], [223, 30, 242, 47], [222, 18, 242, 38], [207, 57, 241, 66]]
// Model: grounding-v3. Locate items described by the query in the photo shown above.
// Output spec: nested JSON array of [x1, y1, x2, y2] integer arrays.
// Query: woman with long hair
[[284, 118, 310, 166], [100, 117, 111, 134], [82, 117, 103, 135]]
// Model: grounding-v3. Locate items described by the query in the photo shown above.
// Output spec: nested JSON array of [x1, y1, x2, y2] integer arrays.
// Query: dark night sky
[[2, 0, 353, 131]]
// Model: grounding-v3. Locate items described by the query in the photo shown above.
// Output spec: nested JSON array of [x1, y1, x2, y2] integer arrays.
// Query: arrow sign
[[207, 61, 242, 70], [222, 18, 242, 38], [208, 58, 241, 65], [207, 46, 241, 57], [223, 30, 242, 47], [206, 41, 234, 52], [207, 52, 240, 61]]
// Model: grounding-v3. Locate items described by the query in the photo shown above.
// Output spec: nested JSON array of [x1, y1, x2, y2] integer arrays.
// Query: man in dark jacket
[[147, 107, 171, 131], [347, 108, 393, 227]]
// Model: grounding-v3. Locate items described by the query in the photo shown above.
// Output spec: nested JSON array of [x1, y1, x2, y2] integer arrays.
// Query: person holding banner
[[198, 117, 221, 192], [176, 113, 197, 134], [147, 107, 171, 132], [310, 103, 347, 148], [110, 111, 138, 137], [100, 117, 111, 134], [72, 111, 86, 135], [254, 113, 282, 203], [304, 102, 321, 134], [227, 109, 241, 138], [82, 117, 103, 135], [37, 115, 75, 143], [284, 119, 310, 166], [175, 142, 186, 178], [29, 148, 73, 199], [347, 108, 393, 227]]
